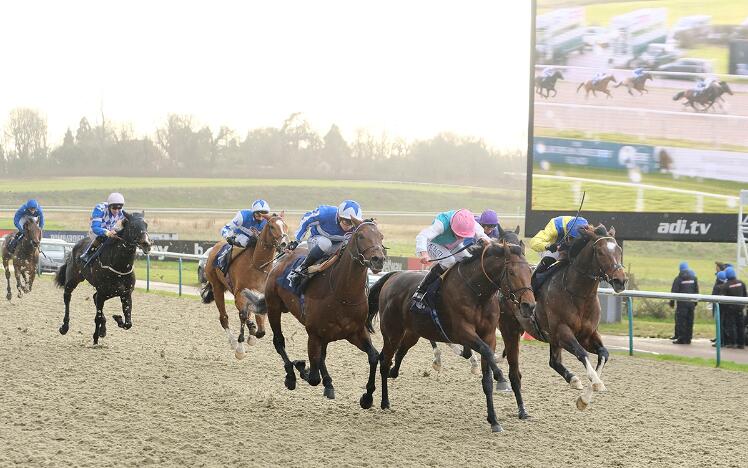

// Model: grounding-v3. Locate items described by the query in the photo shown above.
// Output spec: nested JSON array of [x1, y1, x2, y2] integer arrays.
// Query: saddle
[[214, 243, 251, 276], [279, 253, 340, 298], [531, 260, 565, 295]]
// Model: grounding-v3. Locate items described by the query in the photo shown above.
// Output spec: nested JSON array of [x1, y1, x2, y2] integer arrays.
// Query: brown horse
[[523, 224, 627, 410], [673, 81, 733, 112], [367, 240, 536, 432], [2, 220, 42, 300], [250, 219, 386, 402], [576, 74, 617, 98], [614, 72, 653, 96], [201, 213, 289, 359]]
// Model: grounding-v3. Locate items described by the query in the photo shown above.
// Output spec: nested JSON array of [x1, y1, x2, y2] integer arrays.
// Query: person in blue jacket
[[7, 199, 44, 254], [220, 199, 271, 248], [287, 200, 362, 288], [79, 192, 126, 265]]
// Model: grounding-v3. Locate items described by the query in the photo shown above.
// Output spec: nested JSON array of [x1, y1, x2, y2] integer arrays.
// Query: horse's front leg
[[349, 330, 380, 408], [113, 292, 133, 330], [559, 331, 605, 410], [13, 263, 24, 298], [583, 331, 609, 377], [92, 292, 107, 344], [481, 351, 502, 433], [306, 333, 323, 387], [4, 259, 11, 301], [549, 343, 582, 390], [268, 308, 306, 390]]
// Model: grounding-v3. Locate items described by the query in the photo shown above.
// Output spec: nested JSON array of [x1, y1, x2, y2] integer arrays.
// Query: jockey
[[287, 200, 363, 288], [633, 68, 645, 79], [7, 199, 44, 254], [695, 76, 717, 95], [411, 209, 491, 310], [591, 71, 606, 84], [477, 209, 503, 239], [529, 215, 589, 279], [79, 192, 126, 265], [220, 199, 270, 248], [541, 67, 555, 78]]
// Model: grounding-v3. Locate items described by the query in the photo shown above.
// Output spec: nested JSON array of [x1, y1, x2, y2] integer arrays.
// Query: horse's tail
[[576, 82, 584, 93], [54, 263, 67, 288], [200, 282, 214, 304], [241, 288, 267, 315], [673, 91, 685, 101], [366, 271, 398, 333]]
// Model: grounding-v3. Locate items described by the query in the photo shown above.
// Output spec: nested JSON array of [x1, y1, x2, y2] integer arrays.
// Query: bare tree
[[4, 108, 48, 162]]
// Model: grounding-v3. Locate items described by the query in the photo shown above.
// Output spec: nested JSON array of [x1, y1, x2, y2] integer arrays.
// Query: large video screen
[[527, 0, 748, 242]]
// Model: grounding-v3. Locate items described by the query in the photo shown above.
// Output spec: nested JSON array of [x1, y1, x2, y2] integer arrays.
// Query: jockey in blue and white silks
[[7, 199, 44, 254], [633, 68, 645, 79], [591, 71, 606, 85], [79, 192, 126, 264], [287, 200, 362, 288], [695, 76, 717, 95], [220, 199, 270, 248], [541, 67, 554, 78]]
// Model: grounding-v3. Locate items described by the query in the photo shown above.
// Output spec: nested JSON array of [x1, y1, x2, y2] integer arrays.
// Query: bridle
[[564, 236, 624, 298], [457, 242, 532, 305], [344, 221, 386, 270]]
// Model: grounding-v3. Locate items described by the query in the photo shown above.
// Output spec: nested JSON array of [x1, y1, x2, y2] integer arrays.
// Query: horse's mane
[[569, 224, 609, 259], [461, 241, 522, 267]]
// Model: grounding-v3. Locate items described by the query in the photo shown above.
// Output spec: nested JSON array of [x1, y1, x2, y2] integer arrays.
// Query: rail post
[[178, 257, 183, 296], [714, 303, 721, 368], [146, 254, 151, 292], [627, 297, 634, 356]]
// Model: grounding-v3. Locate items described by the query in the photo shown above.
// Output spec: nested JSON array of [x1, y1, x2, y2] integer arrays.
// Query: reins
[[563, 236, 623, 299]]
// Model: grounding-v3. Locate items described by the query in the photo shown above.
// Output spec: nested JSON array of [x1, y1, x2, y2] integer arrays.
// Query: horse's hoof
[[569, 376, 583, 390], [519, 410, 531, 420], [123, 322, 132, 330], [432, 361, 442, 372], [308, 375, 321, 387], [112, 315, 125, 328], [471, 365, 481, 376], [6, 293, 11, 301], [576, 396, 589, 411], [255, 330, 265, 339], [593, 382, 606, 392], [323, 387, 335, 399], [491, 423, 504, 433], [360, 393, 373, 409], [495, 380, 511, 393], [388, 368, 399, 379], [285, 377, 296, 390], [235, 350, 246, 360], [59, 324, 69, 335], [247, 335, 258, 346], [381, 401, 390, 410]]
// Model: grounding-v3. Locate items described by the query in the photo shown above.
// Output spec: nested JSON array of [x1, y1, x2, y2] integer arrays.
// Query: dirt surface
[[2, 278, 748, 467]]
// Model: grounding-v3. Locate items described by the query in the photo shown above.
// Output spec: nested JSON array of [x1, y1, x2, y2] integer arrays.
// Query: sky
[[0, 1, 531, 150]]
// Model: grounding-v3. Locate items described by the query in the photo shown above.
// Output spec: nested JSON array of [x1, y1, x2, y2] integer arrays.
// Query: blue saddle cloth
[[213, 243, 233, 274], [277, 256, 308, 303]]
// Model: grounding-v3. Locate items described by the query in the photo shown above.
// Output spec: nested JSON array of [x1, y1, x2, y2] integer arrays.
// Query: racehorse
[[367, 239, 535, 432], [526, 224, 627, 410], [200, 213, 289, 359], [614, 72, 653, 96], [576, 74, 617, 99], [2, 219, 42, 300], [55, 212, 152, 344], [248, 219, 386, 402], [534, 70, 564, 98], [673, 81, 733, 112]]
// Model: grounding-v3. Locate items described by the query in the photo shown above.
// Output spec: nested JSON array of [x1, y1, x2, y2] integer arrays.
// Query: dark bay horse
[[2, 219, 42, 300], [248, 219, 386, 402], [577, 74, 617, 98], [527, 224, 627, 410], [535, 70, 564, 98], [673, 81, 733, 112], [614, 72, 653, 96], [367, 240, 535, 432], [55, 212, 152, 344], [201, 213, 289, 359]]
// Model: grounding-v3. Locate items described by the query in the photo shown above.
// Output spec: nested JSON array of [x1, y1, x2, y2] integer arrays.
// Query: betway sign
[[526, 211, 736, 242]]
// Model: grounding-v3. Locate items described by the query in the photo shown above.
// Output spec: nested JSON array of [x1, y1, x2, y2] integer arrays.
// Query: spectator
[[717, 266, 746, 349], [711, 270, 728, 345], [670, 261, 698, 344]]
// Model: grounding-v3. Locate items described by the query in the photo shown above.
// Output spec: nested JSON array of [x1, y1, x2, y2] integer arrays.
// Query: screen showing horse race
[[526, 0, 748, 242]]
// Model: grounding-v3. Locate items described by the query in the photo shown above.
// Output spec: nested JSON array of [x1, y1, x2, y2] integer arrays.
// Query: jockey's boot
[[79, 237, 103, 266], [411, 264, 445, 312], [6, 232, 23, 254], [288, 245, 324, 290], [531, 256, 556, 293]]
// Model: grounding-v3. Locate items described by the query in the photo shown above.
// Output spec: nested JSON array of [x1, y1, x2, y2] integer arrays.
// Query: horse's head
[[608, 74, 617, 83], [719, 81, 733, 95], [575, 224, 627, 293], [119, 211, 152, 254], [347, 218, 386, 273], [23, 219, 42, 249], [261, 212, 290, 253], [484, 239, 536, 318], [498, 225, 525, 256], [644, 72, 653, 81], [554, 71, 564, 80]]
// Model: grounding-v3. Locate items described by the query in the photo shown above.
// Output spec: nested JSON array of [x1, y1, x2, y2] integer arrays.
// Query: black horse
[[534, 70, 564, 98], [55, 212, 152, 344]]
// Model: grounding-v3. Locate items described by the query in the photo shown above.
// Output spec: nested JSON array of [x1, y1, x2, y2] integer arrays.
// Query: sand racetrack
[[2, 278, 748, 467]]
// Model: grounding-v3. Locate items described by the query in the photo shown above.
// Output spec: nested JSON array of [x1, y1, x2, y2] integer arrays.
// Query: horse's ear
[[608, 226, 616, 237], [261, 212, 272, 220], [280, 210, 285, 219], [513, 225, 520, 235], [351, 217, 363, 227]]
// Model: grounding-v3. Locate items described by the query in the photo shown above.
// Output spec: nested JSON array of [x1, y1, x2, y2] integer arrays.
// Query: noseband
[[345, 222, 385, 269], [566, 236, 624, 297]]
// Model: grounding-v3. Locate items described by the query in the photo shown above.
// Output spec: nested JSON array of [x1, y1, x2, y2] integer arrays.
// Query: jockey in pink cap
[[411, 209, 491, 311]]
